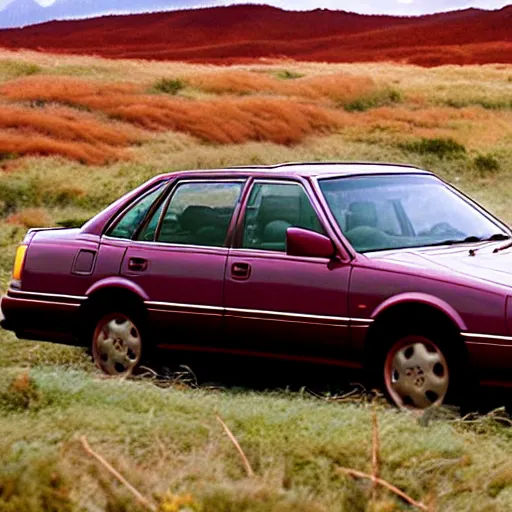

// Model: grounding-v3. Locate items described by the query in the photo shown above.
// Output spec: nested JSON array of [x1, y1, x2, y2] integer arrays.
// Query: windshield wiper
[[493, 235, 512, 254], [428, 235, 494, 248], [423, 234, 509, 253], [466, 233, 511, 256]]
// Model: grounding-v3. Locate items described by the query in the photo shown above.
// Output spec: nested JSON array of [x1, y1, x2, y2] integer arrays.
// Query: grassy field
[[0, 50, 512, 511]]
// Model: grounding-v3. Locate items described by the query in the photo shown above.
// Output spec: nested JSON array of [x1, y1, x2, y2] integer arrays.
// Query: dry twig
[[336, 467, 428, 511], [81, 436, 156, 512], [216, 414, 254, 477], [371, 407, 380, 502]]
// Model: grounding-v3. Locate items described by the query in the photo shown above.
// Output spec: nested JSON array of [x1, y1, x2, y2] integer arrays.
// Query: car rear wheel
[[92, 312, 143, 376], [383, 335, 451, 409]]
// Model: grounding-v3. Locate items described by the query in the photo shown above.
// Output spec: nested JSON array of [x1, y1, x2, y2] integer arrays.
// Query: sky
[[0, 0, 510, 16]]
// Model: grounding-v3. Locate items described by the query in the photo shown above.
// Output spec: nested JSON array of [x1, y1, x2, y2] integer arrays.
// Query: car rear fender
[[371, 292, 467, 332], [85, 277, 150, 302]]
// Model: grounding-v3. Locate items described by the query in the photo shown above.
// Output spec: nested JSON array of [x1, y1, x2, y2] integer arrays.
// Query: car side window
[[107, 183, 166, 240], [141, 181, 243, 247], [241, 182, 324, 252]]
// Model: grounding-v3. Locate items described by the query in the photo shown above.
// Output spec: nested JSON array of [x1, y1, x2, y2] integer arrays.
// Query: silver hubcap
[[94, 315, 141, 376], [388, 340, 449, 409]]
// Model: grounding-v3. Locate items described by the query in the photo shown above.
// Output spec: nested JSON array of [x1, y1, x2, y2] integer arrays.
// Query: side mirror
[[286, 227, 336, 259]]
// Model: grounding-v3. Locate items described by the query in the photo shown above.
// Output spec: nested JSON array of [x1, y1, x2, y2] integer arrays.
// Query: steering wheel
[[426, 222, 464, 237]]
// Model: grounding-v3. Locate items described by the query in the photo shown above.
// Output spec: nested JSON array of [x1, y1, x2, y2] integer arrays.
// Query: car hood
[[367, 242, 512, 289]]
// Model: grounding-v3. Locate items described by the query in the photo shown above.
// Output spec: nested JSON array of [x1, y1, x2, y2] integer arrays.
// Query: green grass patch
[[0, 59, 42, 81], [400, 137, 466, 159], [443, 98, 512, 110], [343, 87, 402, 112], [474, 154, 500, 174], [274, 69, 304, 80], [55, 218, 90, 229], [0, 363, 511, 510], [151, 77, 186, 95]]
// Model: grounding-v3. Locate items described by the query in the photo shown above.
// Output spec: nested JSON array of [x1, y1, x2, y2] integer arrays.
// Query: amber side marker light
[[12, 245, 27, 281]]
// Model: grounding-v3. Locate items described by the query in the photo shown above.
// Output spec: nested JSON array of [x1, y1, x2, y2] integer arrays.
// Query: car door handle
[[231, 262, 251, 280], [128, 257, 148, 272]]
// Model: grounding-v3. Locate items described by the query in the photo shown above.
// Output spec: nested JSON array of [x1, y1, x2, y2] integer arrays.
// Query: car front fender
[[371, 292, 467, 332]]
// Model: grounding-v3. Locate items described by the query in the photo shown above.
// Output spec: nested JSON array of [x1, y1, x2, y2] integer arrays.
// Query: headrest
[[263, 220, 292, 243], [347, 202, 378, 231], [257, 194, 300, 228], [179, 205, 217, 233]]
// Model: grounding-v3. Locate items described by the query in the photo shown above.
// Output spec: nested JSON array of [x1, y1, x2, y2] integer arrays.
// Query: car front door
[[115, 179, 245, 350], [224, 179, 356, 365]]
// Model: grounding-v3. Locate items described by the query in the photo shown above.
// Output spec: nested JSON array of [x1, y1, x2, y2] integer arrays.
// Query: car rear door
[[223, 179, 357, 365], [112, 178, 245, 349]]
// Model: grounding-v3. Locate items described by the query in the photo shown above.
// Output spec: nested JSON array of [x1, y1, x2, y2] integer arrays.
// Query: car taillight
[[12, 244, 27, 281]]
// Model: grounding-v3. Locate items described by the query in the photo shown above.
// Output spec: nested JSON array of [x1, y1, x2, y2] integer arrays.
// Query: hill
[[0, 4, 510, 66]]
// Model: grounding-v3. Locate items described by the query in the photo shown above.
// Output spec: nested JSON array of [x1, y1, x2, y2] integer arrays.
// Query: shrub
[[0, 372, 44, 411], [186, 70, 374, 103], [343, 87, 402, 112], [6, 207, 54, 228], [0, 59, 42, 79], [474, 154, 500, 173], [152, 77, 186, 95], [275, 69, 304, 80], [400, 137, 466, 158], [443, 98, 512, 110], [57, 218, 89, 228]]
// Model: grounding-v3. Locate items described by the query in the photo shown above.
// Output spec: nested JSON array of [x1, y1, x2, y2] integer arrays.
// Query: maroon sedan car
[[2, 162, 512, 409]]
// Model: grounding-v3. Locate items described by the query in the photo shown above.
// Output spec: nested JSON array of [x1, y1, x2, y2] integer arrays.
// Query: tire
[[372, 327, 466, 410], [91, 309, 145, 377], [383, 334, 453, 409]]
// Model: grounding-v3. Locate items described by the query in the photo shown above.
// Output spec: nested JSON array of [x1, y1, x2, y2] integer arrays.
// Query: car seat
[[346, 202, 378, 231], [255, 195, 301, 251]]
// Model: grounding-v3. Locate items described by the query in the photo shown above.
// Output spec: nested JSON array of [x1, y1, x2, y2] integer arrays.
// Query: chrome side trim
[[226, 306, 350, 322], [5, 297, 80, 308], [466, 341, 512, 348], [145, 300, 372, 324], [8, 289, 87, 302], [463, 332, 512, 343], [145, 301, 223, 312]]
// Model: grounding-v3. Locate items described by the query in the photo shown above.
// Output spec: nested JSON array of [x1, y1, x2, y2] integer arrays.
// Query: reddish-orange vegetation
[[1, 77, 349, 145], [188, 71, 376, 104], [0, 5, 509, 66], [0, 99, 142, 164], [0, 130, 128, 165], [6, 207, 53, 228], [0, 105, 140, 147]]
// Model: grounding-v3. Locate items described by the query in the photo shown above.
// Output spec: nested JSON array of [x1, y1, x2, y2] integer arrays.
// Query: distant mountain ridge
[[0, 3, 510, 66]]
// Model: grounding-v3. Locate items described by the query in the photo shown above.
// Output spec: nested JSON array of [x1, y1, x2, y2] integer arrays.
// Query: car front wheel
[[92, 312, 143, 376], [383, 335, 451, 409]]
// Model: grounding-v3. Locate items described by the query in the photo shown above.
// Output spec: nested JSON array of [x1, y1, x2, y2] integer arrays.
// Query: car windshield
[[318, 174, 508, 253]]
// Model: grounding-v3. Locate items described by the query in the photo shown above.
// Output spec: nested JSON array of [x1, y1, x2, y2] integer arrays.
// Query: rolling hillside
[[0, 4, 510, 65]]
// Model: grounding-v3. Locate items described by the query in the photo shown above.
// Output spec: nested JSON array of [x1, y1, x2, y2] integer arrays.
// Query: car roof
[[158, 161, 433, 180]]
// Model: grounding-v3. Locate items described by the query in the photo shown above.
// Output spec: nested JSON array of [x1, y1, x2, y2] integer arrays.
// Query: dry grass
[[0, 104, 142, 164], [187, 70, 376, 104], [5, 207, 53, 228], [0, 130, 130, 165], [0, 105, 140, 147], [0, 60, 508, 163], [1, 77, 349, 145]]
